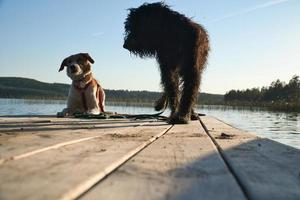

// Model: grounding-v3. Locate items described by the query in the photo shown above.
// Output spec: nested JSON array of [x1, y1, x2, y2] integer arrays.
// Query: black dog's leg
[[170, 63, 201, 124], [179, 71, 200, 123], [160, 66, 179, 119]]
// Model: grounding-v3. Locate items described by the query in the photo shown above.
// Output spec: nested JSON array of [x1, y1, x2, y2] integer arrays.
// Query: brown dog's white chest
[[70, 78, 105, 113]]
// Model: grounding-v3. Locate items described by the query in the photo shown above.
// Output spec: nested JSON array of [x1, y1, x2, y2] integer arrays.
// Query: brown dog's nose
[[123, 42, 128, 49]]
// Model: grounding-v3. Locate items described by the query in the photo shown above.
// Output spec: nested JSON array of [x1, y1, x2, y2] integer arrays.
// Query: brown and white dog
[[57, 53, 105, 117]]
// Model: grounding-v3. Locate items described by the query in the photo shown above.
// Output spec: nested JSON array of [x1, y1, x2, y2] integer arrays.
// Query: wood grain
[[0, 118, 171, 200], [0, 119, 146, 161], [81, 121, 246, 200]]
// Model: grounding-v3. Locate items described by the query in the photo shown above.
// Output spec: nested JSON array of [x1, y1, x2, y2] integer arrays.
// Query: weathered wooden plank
[[0, 121, 171, 200], [0, 118, 146, 161], [0, 118, 138, 131], [200, 116, 300, 200], [81, 121, 246, 200], [0, 116, 55, 123], [0, 116, 83, 125]]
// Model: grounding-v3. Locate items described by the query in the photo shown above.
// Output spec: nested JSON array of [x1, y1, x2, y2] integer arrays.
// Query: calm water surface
[[0, 98, 299, 149]]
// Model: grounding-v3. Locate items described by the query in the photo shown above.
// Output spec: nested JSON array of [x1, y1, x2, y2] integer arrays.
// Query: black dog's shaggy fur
[[123, 2, 210, 124]]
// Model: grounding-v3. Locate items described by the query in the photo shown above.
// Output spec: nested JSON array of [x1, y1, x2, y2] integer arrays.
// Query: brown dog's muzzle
[[69, 65, 78, 73]]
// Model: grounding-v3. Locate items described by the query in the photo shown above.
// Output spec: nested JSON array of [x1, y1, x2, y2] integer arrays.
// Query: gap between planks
[[200, 116, 300, 200], [59, 125, 173, 200], [0, 118, 172, 199], [80, 120, 247, 200], [198, 116, 250, 200]]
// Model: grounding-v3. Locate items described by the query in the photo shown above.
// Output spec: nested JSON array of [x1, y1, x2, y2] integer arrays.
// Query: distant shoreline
[[1, 77, 299, 112], [0, 77, 224, 105], [1, 97, 300, 113]]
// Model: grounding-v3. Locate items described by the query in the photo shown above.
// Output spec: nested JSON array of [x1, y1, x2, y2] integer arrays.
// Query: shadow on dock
[[171, 139, 300, 200]]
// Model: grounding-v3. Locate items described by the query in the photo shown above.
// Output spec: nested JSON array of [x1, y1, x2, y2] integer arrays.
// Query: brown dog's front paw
[[86, 109, 100, 115], [167, 114, 189, 124]]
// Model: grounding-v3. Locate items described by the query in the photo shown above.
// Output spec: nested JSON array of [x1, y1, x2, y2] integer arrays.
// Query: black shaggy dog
[[123, 2, 210, 124]]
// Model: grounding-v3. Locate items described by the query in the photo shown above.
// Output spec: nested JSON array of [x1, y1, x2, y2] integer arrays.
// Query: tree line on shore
[[224, 75, 300, 111], [1, 76, 299, 111], [0, 77, 223, 105]]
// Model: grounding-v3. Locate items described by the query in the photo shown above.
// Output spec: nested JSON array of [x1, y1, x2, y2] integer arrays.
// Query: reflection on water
[[0, 99, 66, 115], [197, 105, 300, 149], [0, 99, 299, 149]]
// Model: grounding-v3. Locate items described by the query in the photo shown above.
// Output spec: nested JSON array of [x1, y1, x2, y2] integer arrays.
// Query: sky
[[0, 0, 299, 94]]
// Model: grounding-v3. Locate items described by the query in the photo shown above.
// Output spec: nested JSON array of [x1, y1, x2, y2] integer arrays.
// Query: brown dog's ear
[[59, 58, 67, 72], [81, 53, 94, 64]]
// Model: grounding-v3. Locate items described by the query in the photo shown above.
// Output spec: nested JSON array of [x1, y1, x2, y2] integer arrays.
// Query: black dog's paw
[[167, 114, 189, 124], [191, 109, 204, 120], [190, 113, 199, 121]]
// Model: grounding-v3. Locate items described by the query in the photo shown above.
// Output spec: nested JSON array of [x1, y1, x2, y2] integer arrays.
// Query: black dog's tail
[[154, 93, 168, 111]]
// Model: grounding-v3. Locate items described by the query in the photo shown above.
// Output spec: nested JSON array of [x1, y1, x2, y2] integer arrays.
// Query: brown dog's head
[[59, 53, 94, 80]]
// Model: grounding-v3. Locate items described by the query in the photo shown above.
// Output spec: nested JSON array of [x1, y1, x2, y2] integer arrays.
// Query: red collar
[[73, 80, 92, 91], [73, 75, 93, 91]]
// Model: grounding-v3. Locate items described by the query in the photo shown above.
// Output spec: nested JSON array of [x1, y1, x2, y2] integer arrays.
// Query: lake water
[[0, 98, 299, 149]]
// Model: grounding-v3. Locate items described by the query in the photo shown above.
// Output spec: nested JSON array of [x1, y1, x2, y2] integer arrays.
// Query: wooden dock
[[0, 116, 299, 200]]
